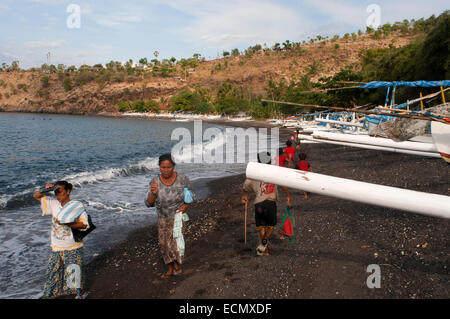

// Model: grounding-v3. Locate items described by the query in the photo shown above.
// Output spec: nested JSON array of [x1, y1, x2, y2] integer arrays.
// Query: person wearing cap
[[33, 181, 89, 299]]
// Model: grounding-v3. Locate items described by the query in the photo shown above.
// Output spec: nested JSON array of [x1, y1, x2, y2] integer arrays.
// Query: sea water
[[0, 112, 277, 298]]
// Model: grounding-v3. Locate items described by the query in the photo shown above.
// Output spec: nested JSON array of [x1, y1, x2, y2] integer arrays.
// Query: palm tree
[[139, 58, 148, 67], [282, 40, 292, 50]]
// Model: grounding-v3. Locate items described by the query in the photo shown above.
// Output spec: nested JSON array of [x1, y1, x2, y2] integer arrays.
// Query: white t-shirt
[[40, 196, 89, 251]]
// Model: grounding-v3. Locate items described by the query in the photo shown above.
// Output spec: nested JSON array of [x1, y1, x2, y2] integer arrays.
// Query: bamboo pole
[[391, 86, 396, 108], [244, 202, 248, 244], [420, 92, 424, 111], [375, 106, 448, 118], [261, 99, 445, 122]]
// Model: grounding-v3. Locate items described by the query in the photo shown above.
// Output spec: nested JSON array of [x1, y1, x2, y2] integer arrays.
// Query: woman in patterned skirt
[[145, 154, 192, 278], [33, 181, 89, 299]]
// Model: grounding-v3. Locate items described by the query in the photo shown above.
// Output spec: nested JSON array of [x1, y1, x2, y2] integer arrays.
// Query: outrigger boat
[[262, 80, 450, 163], [248, 81, 450, 219]]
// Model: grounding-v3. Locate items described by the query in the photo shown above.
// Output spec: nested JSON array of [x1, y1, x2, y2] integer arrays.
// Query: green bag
[[278, 206, 296, 244]]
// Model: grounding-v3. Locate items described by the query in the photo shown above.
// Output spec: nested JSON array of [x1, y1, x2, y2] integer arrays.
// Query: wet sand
[[83, 123, 449, 299]]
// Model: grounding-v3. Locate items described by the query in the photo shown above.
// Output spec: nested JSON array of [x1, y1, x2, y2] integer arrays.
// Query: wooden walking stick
[[244, 201, 248, 244]]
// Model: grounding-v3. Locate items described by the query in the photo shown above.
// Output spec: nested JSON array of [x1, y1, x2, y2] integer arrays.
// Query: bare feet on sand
[[161, 270, 173, 279]]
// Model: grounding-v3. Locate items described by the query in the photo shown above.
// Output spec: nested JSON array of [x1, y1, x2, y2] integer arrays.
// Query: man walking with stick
[[241, 152, 291, 256]]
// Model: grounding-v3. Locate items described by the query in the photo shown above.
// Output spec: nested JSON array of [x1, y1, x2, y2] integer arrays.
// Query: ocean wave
[[66, 157, 159, 186], [172, 129, 227, 163], [0, 133, 228, 210], [0, 157, 159, 211], [86, 201, 135, 213]]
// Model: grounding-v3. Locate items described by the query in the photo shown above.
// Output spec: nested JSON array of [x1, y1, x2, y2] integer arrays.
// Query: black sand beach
[[83, 123, 449, 299]]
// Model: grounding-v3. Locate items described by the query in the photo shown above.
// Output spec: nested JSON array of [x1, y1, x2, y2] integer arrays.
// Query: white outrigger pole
[[297, 133, 442, 158], [312, 131, 438, 153], [246, 162, 450, 219]]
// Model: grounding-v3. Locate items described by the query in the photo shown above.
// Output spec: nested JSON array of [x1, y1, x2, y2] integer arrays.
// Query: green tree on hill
[[361, 11, 449, 81], [415, 11, 450, 79], [40, 76, 50, 88], [231, 48, 240, 57], [169, 86, 213, 114], [215, 81, 250, 115], [63, 77, 72, 91], [139, 58, 148, 67]]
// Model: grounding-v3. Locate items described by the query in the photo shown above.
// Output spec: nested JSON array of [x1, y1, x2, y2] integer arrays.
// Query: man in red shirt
[[295, 153, 312, 198], [273, 147, 287, 167], [284, 140, 296, 168]]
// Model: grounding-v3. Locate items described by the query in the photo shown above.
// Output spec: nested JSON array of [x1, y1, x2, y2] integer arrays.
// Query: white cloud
[[92, 9, 144, 28], [96, 14, 142, 27], [303, 0, 367, 28], [0, 3, 10, 12], [80, 3, 92, 16], [27, 0, 69, 4], [376, 0, 449, 23], [25, 39, 66, 48], [304, 0, 449, 30], [157, 0, 314, 49]]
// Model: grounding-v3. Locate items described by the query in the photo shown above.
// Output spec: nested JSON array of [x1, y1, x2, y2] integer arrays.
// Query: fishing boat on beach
[[248, 81, 450, 220], [263, 80, 450, 163]]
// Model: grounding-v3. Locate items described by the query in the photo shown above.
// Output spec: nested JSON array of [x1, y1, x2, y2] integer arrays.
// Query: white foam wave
[[0, 195, 7, 209], [64, 157, 159, 186], [122, 112, 222, 120], [0, 157, 159, 210], [86, 201, 134, 213], [0, 188, 39, 210], [172, 130, 227, 163]]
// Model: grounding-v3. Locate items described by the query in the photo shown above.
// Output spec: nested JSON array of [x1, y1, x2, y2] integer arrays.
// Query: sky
[[0, 0, 448, 69]]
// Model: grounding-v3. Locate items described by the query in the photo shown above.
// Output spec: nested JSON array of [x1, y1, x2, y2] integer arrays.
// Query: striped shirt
[[40, 196, 89, 251]]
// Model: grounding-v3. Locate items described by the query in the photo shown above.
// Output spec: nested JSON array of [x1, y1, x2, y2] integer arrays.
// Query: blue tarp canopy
[[360, 80, 450, 89]]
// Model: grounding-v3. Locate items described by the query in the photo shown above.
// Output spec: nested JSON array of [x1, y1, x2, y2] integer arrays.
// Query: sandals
[[256, 238, 269, 256], [173, 269, 183, 276], [75, 291, 89, 299]]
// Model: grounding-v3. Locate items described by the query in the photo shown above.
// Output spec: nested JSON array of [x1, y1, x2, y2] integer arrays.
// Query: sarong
[[43, 247, 84, 298], [158, 218, 182, 265]]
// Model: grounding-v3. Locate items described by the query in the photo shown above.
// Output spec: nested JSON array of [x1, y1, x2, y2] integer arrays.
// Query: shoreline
[[80, 120, 449, 299], [0, 110, 280, 129]]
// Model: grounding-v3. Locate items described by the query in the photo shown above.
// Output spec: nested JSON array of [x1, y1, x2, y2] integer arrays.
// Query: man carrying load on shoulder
[[241, 152, 291, 256]]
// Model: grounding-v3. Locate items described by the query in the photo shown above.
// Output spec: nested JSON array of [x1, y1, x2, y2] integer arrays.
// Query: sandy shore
[[80, 119, 449, 299]]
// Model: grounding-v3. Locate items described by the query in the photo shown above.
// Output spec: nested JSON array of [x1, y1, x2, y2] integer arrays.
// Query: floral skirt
[[158, 217, 183, 265], [43, 247, 84, 298]]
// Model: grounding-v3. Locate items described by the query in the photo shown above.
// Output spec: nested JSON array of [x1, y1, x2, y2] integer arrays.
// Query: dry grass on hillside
[[0, 32, 417, 114]]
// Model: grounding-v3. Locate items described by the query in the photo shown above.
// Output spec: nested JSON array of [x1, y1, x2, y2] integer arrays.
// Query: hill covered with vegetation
[[0, 11, 448, 117]]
